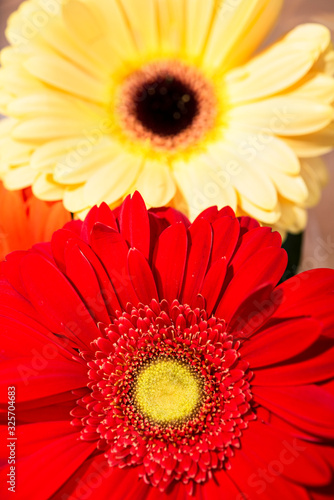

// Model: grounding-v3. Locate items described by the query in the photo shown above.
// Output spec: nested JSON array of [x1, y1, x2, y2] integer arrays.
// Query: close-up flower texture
[[0, 193, 334, 499], [0, 0, 333, 234]]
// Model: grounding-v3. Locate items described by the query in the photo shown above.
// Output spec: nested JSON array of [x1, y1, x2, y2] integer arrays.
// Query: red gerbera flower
[[0, 193, 333, 500]]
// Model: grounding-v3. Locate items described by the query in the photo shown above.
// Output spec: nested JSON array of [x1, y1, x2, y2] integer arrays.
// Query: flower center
[[73, 300, 255, 494], [116, 61, 218, 152], [134, 358, 202, 424], [133, 76, 198, 137]]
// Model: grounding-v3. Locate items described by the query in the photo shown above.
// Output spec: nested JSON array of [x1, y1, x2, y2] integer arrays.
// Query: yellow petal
[[284, 24, 330, 54], [0, 66, 45, 95], [224, 126, 300, 174], [40, 18, 107, 79], [299, 160, 323, 208], [314, 44, 334, 76], [0, 47, 24, 67], [184, 0, 216, 59], [62, 0, 108, 46], [118, 0, 159, 55], [75, 207, 91, 220], [24, 54, 109, 104], [63, 184, 89, 213], [54, 142, 118, 185], [0, 118, 16, 137], [229, 98, 333, 136], [275, 198, 307, 234], [281, 122, 334, 158], [173, 156, 237, 221], [30, 137, 87, 172], [136, 160, 176, 207], [1, 140, 34, 166], [226, 24, 331, 104], [7, 92, 107, 120], [282, 72, 334, 104], [12, 117, 92, 141], [3, 165, 37, 190], [83, 153, 142, 206], [0, 120, 36, 167], [239, 196, 281, 225], [219, 0, 283, 70], [203, 0, 282, 70], [0, 92, 12, 114], [5, 0, 60, 48], [267, 170, 308, 204], [208, 142, 278, 211], [32, 173, 65, 201], [68, 0, 138, 62], [156, 0, 186, 55], [301, 157, 329, 189]]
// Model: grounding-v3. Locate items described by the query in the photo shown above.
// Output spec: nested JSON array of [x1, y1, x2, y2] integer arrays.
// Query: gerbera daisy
[[0, 180, 71, 260], [0, 0, 333, 233], [0, 192, 333, 499]]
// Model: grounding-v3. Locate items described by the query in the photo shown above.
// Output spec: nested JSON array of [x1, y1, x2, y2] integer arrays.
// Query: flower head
[[0, 0, 333, 232], [0, 180, 71, 260], [1, 193, 334, 499]]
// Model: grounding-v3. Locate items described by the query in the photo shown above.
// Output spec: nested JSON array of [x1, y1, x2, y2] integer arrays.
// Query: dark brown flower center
[[116, 61, 218, 152], [133, 75, 199, 137]]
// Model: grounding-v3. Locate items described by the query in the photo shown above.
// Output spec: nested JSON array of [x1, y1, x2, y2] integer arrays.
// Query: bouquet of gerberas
[[0, 1, 333, 499]]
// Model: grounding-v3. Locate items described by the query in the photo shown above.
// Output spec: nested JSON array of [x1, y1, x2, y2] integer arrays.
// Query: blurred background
[[0, 0, 333, 269]]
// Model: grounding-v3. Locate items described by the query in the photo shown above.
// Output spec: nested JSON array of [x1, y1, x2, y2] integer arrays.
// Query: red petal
[[152, 223, 188, 302], [227, 283, 277, 338], [81, 203, 117, 243], [200, 258, 227, 316], [0, 358, 87, 403], [273, 269, 334, 337], [120, 192, 150, 261], [1, 251, 31, 296], [217, 206, 236, 218], [241, 318, 321, 367], [63, 218, 83, 235], [211, 217, 240, 265], [0, 311, 74, 360], [0, 277, 40, 322], [241, 420, 331, 488], [90, 224, 139, 308], [65, 244, 111, 324], [252, 344, 334, 386], [128, 248, 158, 304], [231, 227, 282, 273], [20, 253, 100, 348], [194, 206, 219, 223], [253, 385, 334, 439], [53, 455, 149, 500], [9, 391, 77, 418], [1, 423, 96, 500], [51, 229, 82, 272], [202, 469, 241, 499], [216, 247, 287, 322], [16, 398, 77, 424], [149, 207, 190, 227], [226, 447, 310, 500], [181, 218, 212, 306], [65, 238, 121, 316], [238, 216, 261, 235]]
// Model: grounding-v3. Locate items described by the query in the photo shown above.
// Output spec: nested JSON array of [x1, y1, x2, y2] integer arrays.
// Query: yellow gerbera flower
[[0, 0, 333, 231]]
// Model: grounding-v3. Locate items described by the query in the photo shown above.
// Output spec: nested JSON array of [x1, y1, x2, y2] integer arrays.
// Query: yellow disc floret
[[134, 359, 202, 424]]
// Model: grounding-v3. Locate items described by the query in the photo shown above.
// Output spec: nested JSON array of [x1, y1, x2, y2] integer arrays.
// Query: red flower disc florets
[[73, 300, 254, 493]]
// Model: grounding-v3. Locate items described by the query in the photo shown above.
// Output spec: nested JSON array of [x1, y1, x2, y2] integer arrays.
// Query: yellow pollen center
[[134, 359, 201, 424]]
